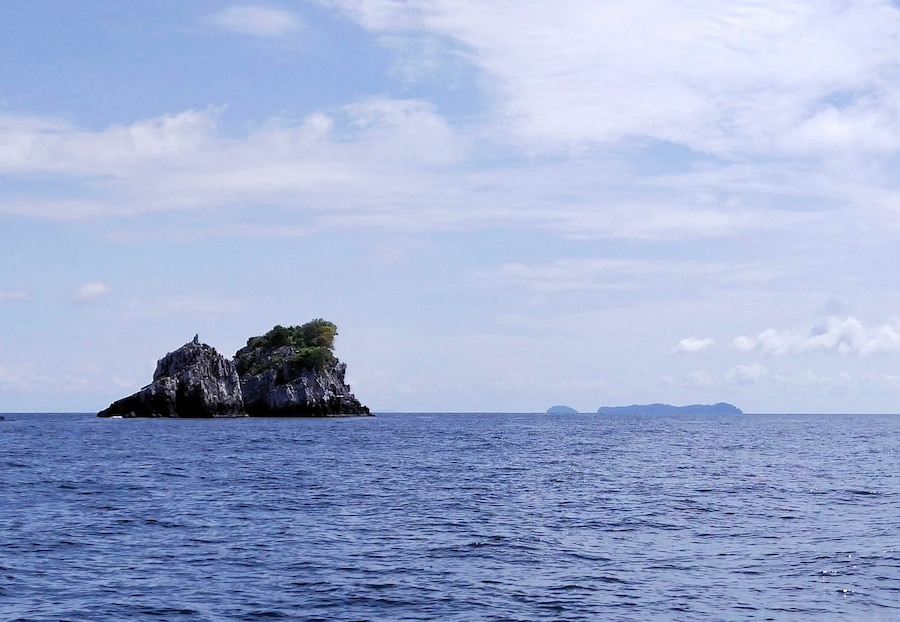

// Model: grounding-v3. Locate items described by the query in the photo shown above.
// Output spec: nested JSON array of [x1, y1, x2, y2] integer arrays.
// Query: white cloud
[[726, 363, 769, 384], [0, 102, 461, 222], [732, 335, 756, 352], [327, 0, 420, 31], [365, 236, 425, 267], [334, 1, 900, 156], [0, 289, 27, 302], [0, 72, 886, 250], [685, 370, 713, 387], [0, 363, 41, 388], [774, 369, 819, 386], [481, 257, 779, 293], [208, 5, 302, 38], [674, 337, 715, 353], [783, 98, 900, 155], [74, 283, 111, 303], [0, 109, 218, 177], [733, 316, 900, 356], [0, 104, 792, 240], [160, 296, 246, 314], [343, 98, 458, 164], [1, 3, 896, 248], [0, 363, 86, 391]]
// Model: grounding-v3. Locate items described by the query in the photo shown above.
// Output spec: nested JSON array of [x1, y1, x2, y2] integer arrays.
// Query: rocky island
[[98, 320, 369, 418], [97, 336, 244, 418], [596, 402, 742, 415], [234, 321, 369, 417]]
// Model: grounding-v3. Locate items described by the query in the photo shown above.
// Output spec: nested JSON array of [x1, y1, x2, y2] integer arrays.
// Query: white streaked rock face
[[237, 353, 369, 416], [98, 340, 245, 418]]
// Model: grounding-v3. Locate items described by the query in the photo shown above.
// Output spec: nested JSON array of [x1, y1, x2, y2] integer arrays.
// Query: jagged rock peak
[[235, 320, 370, 417], [98, 338, 245, 418]]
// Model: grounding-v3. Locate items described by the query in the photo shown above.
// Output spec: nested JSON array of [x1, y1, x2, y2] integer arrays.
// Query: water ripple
[[2, 412, 900, 620]]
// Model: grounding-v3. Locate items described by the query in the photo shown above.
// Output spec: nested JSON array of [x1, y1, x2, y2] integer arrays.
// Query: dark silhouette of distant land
[[597, 402, 742, 415], [546, 405, 578, 414]]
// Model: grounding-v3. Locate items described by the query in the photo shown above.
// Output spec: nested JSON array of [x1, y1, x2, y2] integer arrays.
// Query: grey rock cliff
[[236, 346, 370, 417], [98, 339, 245, 418], [234, 321, 369, 416]]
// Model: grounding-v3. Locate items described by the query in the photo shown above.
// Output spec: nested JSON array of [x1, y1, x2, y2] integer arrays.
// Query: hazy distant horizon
[[5, 410, 900, 417]]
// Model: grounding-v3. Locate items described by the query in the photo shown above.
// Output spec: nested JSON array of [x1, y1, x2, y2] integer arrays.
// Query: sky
[[5, 1, 900, 413]]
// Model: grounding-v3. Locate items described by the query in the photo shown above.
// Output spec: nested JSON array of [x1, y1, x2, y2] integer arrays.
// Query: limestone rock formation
[[98, 320, 370, 418], [234, 321, 370, 417], [98, 339, 245, 418]]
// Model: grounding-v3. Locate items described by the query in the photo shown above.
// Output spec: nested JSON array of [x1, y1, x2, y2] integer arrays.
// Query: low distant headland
[[98, 319, 370, 419], [596, 402, 742, 415]]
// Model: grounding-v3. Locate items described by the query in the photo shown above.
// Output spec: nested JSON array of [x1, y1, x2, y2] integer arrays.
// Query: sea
[[1, 412, 899, 621]]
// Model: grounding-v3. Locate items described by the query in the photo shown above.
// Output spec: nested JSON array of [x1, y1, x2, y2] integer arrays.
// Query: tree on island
[[235, 319, 338, 376]]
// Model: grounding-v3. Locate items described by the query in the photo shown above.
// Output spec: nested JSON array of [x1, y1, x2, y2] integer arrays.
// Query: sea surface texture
[[1, 412, 899, 621]]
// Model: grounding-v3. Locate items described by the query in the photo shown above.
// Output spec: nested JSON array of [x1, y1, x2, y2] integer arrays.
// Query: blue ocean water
[[1, 412, 899, 621]]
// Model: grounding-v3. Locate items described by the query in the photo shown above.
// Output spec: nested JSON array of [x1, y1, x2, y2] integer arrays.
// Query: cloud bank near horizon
[[734, 316, 900, 356]]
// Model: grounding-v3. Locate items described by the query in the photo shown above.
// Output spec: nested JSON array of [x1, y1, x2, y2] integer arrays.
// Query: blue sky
[[5, 1, 900, 413]]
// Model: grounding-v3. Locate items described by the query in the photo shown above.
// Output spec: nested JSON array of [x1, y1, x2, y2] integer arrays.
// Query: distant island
[[597, 402, 742, 415], [546, 405, 578, 414], [98, 320, 369, 418]]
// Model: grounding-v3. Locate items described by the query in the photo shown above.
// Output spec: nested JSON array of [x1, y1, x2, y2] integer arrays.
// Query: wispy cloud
[[313, 0, 900, 248], [726, 363, 769, 384], [480, 258, 779, 293], [685, 370, 713, 387], [74, 282, 111, 303], [0, 288, 27, 302], [0, 363, 44, 388], [160, 296, 247, 314], [5, 3, 900, 249], [0, 363, 87, 391], [0, 102, 463, 226], [334, 1, 900, 156], [0, 102, 869, 245], [328, 0, 420, 31], [208, 5, 302, 38]]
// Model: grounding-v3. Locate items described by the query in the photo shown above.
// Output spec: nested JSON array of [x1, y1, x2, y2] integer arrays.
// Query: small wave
[[238, 611, 291, 620]]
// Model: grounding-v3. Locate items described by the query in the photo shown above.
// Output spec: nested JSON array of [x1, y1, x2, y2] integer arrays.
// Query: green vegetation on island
[[235, 319, 338, 377], [236, 319, 369, 417]]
